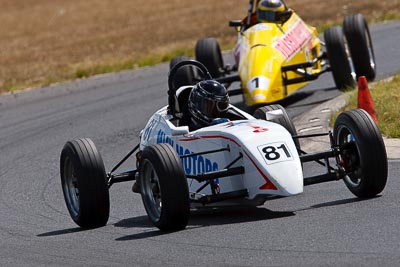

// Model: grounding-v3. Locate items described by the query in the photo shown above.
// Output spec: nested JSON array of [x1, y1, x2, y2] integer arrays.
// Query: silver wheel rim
[[365, 28, 376, 71], [62, 157, 80, 217], [344, 39, 357, 82], [336, 126, 362, 187], [141, 159, 162, 222]]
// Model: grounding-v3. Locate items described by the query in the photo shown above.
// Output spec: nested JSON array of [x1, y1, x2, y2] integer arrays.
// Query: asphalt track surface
[[0, 21, 399, 266]]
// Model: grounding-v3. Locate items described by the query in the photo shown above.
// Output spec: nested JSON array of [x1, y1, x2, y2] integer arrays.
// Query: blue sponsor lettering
[[156, 129, 174, 147], [156, 130, 219, 175], [197, 156, 204, 174], [175, 144, 219, 175], [183, 148, 192, 174], [143, 118, 157, 141]]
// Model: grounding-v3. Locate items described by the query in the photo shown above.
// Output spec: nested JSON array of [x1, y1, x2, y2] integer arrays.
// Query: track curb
[[293, 93, 400, 160]]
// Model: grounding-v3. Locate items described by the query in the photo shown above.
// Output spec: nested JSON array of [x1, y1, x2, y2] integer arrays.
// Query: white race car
[[60, 60, 388, 231]]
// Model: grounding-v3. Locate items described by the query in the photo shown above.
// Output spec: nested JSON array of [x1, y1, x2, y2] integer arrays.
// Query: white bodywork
[[140, 105, 303, 207]]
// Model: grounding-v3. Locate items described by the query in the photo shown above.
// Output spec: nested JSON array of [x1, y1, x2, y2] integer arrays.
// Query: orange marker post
[[357, 76, 378, 123]]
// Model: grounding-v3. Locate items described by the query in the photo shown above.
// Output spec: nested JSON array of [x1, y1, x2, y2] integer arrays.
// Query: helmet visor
[[191, 93, 229, 118], [257, 10, 278, 22]]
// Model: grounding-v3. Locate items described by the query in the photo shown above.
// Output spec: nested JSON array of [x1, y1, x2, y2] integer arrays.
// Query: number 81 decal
[[257, 142, 293, 164]]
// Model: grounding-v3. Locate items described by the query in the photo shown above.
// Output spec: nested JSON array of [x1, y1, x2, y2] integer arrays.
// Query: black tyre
[[253, 104, 300, 149], [139, 143, 190, 231], [60, 138, 110, 228], [324, 26, 356, 90], [333, 109, 387, 197], [343, 13, 376, 81], [195, 37, 224, 78], [169, 56, 196, 90]]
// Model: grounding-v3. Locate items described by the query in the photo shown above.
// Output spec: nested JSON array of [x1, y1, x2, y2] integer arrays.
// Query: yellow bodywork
[[235, 12, 321, 106]]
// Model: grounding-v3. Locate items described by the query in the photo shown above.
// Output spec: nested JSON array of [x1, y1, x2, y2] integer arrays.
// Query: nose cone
[[272, 160, 303, 195]]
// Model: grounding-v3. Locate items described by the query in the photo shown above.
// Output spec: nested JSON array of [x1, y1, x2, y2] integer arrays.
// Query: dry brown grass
[[0, 0, 398, 93]]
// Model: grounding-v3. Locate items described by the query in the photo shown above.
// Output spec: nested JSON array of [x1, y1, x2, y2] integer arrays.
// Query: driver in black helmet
[[132, 80, 230, 193], [183, 80, 230, 131]]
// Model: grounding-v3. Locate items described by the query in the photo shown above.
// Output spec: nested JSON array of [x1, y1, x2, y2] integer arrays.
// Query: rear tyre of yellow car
[[195, 37, 224, 78], [343, 14, 376, 81], [324, 26, 356, 90]]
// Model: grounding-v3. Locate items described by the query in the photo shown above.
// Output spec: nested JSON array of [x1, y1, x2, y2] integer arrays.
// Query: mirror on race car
[[229, 20, 242, 28]]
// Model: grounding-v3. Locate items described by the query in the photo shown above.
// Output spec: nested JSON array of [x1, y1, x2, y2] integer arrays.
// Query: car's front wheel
[[253, 104, 300, 150], [139, 143, 190, 231], [60, 138, 110, 228], [334, 109, 387, 197]]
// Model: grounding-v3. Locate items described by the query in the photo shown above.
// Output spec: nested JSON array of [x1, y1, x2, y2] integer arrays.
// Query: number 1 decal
[[251, 77, 259, 88], [257, 142, 293, 164], [246, 76, 270, 94]]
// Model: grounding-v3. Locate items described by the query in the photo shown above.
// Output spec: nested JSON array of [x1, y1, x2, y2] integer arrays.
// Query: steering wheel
[[167, 60, 212, 118]]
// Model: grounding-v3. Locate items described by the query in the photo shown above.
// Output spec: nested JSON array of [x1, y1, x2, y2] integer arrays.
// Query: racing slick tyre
[[324, 26, 356, 90], [253, 104, 300, 149], [333, 109, 387, 198], [139, 143, 190, 231], [169, 56, 196, 90], [60, 138, 110, 228], [343, 13, 376, 81], [195, 37, 224, 78]]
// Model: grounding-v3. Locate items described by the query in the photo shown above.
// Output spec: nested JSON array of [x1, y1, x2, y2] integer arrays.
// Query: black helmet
[[257, 0, 290, 24], [188, 80, 229, 126]]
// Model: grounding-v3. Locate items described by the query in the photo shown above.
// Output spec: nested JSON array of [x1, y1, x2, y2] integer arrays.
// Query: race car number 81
[[257, 142, 293, 165]]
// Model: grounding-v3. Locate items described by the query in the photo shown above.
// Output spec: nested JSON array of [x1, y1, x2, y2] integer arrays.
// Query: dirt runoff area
[[0, 0, 398, 93]]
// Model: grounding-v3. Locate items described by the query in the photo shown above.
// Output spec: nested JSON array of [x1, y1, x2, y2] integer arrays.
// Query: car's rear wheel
[[253, 104, 300, 149], [333, 109, 387, 197], [195, 37, 224, 78], [60, 138, 110, 228], [139, 143, 190, 231], [169, 56, 196, 90], [324, 26, 356, 90], [343, 13, 376, 81]]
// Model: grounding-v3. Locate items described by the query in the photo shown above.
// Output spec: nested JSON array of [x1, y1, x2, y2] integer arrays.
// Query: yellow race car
[[171, 0, 376, 108]]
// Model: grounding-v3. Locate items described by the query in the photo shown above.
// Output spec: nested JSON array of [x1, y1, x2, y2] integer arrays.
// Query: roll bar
[[167, 60, 212, 118]]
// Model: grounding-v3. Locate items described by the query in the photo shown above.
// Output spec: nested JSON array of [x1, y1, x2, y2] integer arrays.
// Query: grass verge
[[73, 47, 194, 79], [332, 74, 400, 138], [0, 0, 399, 94]]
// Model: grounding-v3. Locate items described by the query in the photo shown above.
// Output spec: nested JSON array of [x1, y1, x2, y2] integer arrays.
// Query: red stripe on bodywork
[[179, 135, 276, 190], [180, 135, 241, 147], [179, 137, 200, 141], [244, 150, 278, 191]]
